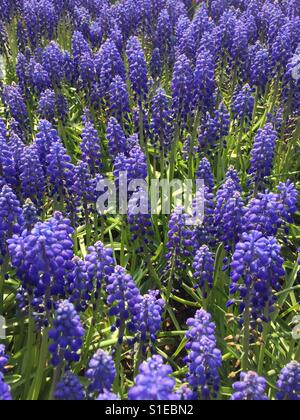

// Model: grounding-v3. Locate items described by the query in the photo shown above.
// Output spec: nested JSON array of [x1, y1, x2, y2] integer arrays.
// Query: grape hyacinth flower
[[185, 309, 222, 400], [231, 372, 268, 400], [56, 94, 69, 122], [276, 180, 298, 225], [97, 390, 120, 400], [94, 39, 126, 102], [114, 144, 147, 188], [191, 185, 216, 248], [249, 123, 277, 190], [249, 43, 270, 91], [2, 85, 28, 126], [46, 140, 74, 198], [126, 36, 148, 102], [54, 372, 85, 401], [79, 51, 95, 89], [214, 179, 244, 250], [49, 300, 85, 366], [172, 54, 193, 122], [81, 117, 102, 175], [230, 230, 285, 322], [0, 134, 16, 187], [34, 120, 61, 170], [176, 385, 197, 401], [29, 60, 51, 94], [109, 76, 130, 124], [137, 291, 165, 345], [8, 212, 74, 314], [37, 89, 56, 122], [190, 3, 211, 52], [68, 161, 98, 221], [193, 47, 216, 114], [196, 158, 214, 192], [86, 350, 116, 395], [0, 345, 9, 373], [84, 241, 115, 305], [276, 361, 300, 401], [0, 118, 6, 139], [106, 117, 127, 159], [0, 373, 12, 401], [0, 185, 23, 259], [22, 200, 39, 230], [192, 245, 214, 298], [150, 87, 172, 155], [225, 166, 242, 191], [90, 19, 103, 48], [149, 48, 162, 80], [16, 52, 29, 96], [155, 9, 173, 63], [198, 103, 230, 151], [72, 31, 91, 69], [42, 41, 65, 87], [231, 84, 254, 125], [128, 355, 178, 400], [166, 208, 193, 270], [66, 257, 92, 312], [127, 188, 153, 249], [106, 266, 142, 336], [243, 181, 298, 237], [20, 145, 45, 206], [9, 131, 25, 177]]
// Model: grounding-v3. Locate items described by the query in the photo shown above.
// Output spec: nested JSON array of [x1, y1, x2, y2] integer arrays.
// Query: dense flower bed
[[0, 0, 299, 401]]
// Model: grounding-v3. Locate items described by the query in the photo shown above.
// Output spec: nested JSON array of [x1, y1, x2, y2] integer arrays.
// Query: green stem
[[120, 219, 126, 267], [189, 110, 201, 180], [22, 310, 35, 399], [257, 314, 270, 375], [134, 344, 143, 377], [113, 320, 126, 395], [139, 103, 152, 179], [28, 327, 49, 400], [49, 353, 63, 401], [169, 123, 181, 182], [0, 257, 7, 315], [242, 300, 251, 372]]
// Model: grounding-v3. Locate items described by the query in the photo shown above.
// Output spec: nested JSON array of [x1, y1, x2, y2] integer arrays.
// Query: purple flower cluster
[[128, 355, 177, 400], [192, 245, 214, 297], [166, 208, 193, 269], [231, 372, 268, 400], [243, 181, 297, 236], [106, 117, 127, 159], [97, 390, 119, 400], [249, 123, 277, 189], [126, 36, 148, 101], [0, 185, 23, 258], [81, 117, 102, 175], [8, 212, 74, 312], [127, 188, 153, 248], [54, 372, 85, 401], [231, 84, 254, 124], [151, 87, 172, 154], [276, 361, 300, 401], [86, 350, 116, 395], [137, 291, 165, 344], [0, 373, 12, 400], [215, 179, 244, 250], [106, 266, 141, 336], [185, 309, 222, 400], [172, 54, 193, 121], [230, 230, 285, 322], [49, 300, 85, 366], [0, 345, 9, 373]]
